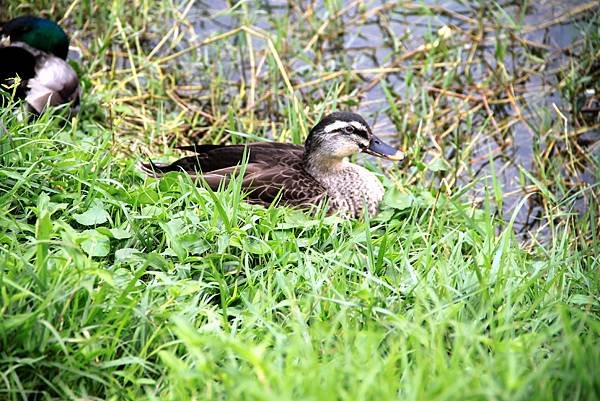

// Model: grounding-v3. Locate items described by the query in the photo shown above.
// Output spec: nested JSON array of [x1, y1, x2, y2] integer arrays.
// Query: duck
[[141, 112, 404, 218], [0, 16, 80, 114]]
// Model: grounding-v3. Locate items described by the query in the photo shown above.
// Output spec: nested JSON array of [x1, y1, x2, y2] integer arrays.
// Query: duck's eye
[[343, 126, 355, 134]]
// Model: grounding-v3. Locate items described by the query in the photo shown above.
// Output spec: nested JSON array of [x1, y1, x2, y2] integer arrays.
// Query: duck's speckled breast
[[318, 164, 385, 218]]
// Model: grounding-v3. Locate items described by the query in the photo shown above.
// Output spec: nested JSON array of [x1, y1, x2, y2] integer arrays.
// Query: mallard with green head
[[0, 16, 80, 114], [141, 112, 405, 218]]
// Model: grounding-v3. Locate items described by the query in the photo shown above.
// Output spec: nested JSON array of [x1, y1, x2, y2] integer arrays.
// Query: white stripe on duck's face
[[322, 120, 368, 134], [323, 119, 370, 145], [312, 119, 372, 160]]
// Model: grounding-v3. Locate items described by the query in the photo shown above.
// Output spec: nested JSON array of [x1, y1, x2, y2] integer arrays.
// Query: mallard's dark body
[[141, 112, 405, 218], [0, 16, 80, 113]]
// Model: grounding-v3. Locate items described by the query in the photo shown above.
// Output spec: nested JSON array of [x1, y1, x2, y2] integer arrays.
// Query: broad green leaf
[[115, 247, 138, 262], [80, 230, 110, 257], [109, 227, 133, 239], [383, 188, 415, 210], [74, 204, 110, 226]]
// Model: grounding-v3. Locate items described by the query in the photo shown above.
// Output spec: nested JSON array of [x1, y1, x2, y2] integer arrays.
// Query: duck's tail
[[138, 159, 171, 178]]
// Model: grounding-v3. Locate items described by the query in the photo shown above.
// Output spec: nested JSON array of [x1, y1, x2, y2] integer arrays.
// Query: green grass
[[1, 103, 598, 400], [1, 1, 599, 400]]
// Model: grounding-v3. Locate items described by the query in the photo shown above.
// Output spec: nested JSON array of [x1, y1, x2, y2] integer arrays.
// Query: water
[[144, 0, 599, 238]]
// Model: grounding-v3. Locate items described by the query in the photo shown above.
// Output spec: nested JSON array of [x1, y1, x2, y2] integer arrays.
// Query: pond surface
[[118, 0, 600, 238]]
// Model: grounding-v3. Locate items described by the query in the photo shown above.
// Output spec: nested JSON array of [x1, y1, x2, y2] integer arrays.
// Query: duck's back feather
[[26, 54, 80, 113], [141, 142, 327, 208], [173, 142, 304, 172], [0, 43, 80, 113]]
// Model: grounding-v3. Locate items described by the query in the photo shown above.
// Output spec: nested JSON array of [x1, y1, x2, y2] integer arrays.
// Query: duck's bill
[[364, 135, 405, 161]]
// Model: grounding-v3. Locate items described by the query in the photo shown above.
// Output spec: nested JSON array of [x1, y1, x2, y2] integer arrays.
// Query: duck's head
[[304, 111, 404, 168], [1, 16, 70, 59]]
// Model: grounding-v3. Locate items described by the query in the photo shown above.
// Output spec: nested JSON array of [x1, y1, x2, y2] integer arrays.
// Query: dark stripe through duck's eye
[[343, 125, 355, 134]]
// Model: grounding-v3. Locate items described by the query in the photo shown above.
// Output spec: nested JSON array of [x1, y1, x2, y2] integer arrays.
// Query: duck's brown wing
[[172, 142, 305, 173], [242, 163, 327, 208], [140, 142, 327, 208], [140, 142, 304, 178], [197, 162, 326, 207]]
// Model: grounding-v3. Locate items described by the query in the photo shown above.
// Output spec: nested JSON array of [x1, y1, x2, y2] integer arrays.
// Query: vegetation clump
[[0, 2, 598, 400]]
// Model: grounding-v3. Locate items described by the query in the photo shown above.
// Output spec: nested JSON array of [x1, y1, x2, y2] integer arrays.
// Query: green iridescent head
[[1, 16, 70, 59]]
